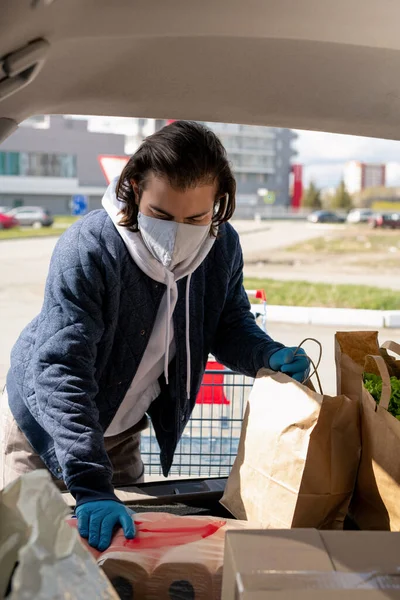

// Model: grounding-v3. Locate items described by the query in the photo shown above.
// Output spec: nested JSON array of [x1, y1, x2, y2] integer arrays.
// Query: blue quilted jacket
[[6, 210, 283, 505]]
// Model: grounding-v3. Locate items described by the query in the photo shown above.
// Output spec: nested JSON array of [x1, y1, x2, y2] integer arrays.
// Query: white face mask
[[138, 212, 211, 270]]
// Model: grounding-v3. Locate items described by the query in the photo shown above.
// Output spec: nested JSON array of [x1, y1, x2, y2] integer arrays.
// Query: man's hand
[[268, 347, 309, 383], [75, 500, 135, 551]]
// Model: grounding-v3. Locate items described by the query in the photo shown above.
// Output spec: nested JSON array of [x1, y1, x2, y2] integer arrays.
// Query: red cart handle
[[246, 289, 267, 302]]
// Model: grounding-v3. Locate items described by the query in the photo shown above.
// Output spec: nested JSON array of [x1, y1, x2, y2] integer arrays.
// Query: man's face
[[131, 174, 216, 226]]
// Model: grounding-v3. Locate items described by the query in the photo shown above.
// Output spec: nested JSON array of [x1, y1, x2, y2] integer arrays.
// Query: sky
[[295, 129, 400, 190]]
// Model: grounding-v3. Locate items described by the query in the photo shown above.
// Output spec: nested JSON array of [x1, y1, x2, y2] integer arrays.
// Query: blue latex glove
[[268, 347, 309, 383], [75, 500, 135, 551]]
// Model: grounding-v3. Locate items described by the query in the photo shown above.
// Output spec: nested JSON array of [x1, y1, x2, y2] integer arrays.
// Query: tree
[[331, 180, 353, 210], [301, 181, 322, 209]]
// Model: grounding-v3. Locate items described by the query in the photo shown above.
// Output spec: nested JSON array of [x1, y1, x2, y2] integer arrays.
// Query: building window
[[240, 137, 274, 151], [0, 152, 77, 177], [233, 154, 274, 170], [20, 115, 50, 129], [0, 152, 20, 175], [220, 134, 241, 151]]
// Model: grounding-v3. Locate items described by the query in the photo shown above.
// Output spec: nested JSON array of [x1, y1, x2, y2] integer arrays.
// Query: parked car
[[346, 209, 375, 223], [307, 210, 345, 224], [6, 206, 54, 228], [369, 212, 400, 229], [0, 212, 18, 230]]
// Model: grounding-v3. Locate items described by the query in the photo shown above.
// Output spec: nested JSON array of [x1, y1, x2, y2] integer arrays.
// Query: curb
[[251, 304, 400, 329]]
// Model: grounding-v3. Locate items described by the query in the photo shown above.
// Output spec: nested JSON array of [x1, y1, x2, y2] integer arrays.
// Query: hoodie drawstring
[[164, 276, 172, 385], [102, 178, 216, 416], [163, 273, 192, 400], [185, 273, 192, 400]]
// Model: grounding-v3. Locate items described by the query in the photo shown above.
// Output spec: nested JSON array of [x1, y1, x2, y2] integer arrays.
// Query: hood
[[101, 177, 216, 284], [102, 177, 217, 399]]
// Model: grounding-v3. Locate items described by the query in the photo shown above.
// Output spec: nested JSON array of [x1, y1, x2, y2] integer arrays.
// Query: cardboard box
[[222, 529, 400, 599]]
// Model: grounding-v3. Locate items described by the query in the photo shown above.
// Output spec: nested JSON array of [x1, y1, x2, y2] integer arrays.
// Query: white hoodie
[[102, 179, 216, 436]]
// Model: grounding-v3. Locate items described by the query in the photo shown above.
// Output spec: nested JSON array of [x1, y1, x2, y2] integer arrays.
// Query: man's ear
[[130, 179, 140, 205], [214, 195, 225, 215]]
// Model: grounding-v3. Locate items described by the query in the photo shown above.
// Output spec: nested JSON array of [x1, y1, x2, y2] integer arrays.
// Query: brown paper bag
[[380, 340, 400, 378], [349, 354, 400, 531], [335, 332, 400, 396], [335, 331, 380, 401], [220, 369, 360, 530]]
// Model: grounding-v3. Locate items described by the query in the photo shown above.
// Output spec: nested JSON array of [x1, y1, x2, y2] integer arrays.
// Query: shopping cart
[[140, 289, 267, 478], [246, 288, 267, 334]]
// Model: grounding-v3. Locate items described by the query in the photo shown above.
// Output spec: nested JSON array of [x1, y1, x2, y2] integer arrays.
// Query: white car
[[6, 206, 54, 228], [346, 209, 375, 223]]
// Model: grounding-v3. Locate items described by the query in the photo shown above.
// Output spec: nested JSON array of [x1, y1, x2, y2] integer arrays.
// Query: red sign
[[98, 155, 129, 185], [291, 164, 303, 210]]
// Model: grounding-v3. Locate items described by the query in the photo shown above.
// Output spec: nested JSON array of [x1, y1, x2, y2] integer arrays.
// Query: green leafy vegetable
[[363, 373, 400, 421]]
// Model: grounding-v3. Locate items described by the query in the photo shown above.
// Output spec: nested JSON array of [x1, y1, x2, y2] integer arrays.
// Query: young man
[[1, 121, 308, 550]]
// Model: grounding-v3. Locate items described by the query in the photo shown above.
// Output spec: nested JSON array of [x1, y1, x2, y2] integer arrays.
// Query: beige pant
[[0, 387, 148, 491]]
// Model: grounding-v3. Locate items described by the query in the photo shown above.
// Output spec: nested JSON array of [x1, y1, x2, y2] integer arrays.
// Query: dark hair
[[116, 120, 236, 234]]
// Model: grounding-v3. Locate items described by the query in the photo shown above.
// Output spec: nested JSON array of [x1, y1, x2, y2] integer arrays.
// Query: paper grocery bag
[[335, 331, 380, 401], [350, 354, 400, 531], [220, 369, 360, 529], [380, 340, 400, 378], [336, 332, 400, 399]]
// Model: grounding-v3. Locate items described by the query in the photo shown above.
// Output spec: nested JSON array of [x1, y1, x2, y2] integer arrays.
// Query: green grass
[[243, 278, 400, 310], [0, 216, 79, 240], [287, 232, 400, 254], [53, 215, 80, 226], [0, 226, 67, 240]]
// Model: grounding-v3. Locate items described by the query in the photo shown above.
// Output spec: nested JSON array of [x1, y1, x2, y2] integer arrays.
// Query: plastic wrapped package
[[0, 470, 119, 600], [68, 511, 255, 600]]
